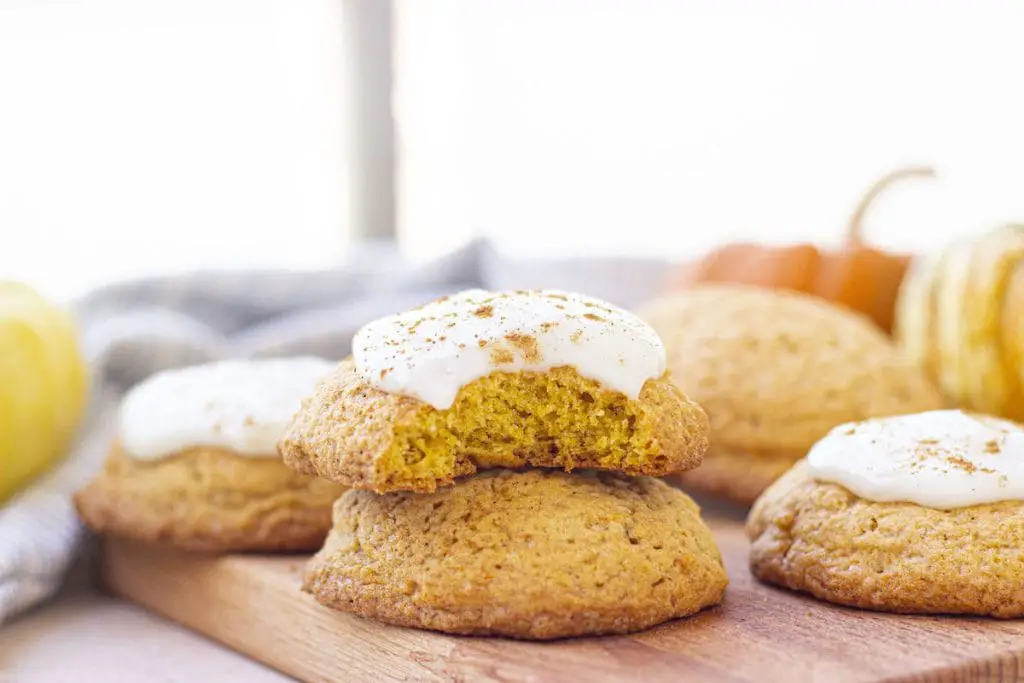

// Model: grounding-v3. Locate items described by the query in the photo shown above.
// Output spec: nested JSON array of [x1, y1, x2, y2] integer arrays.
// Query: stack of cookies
[[279, 289, 728, 639]]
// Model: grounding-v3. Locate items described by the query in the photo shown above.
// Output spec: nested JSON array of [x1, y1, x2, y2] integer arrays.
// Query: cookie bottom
[[747, 461, 1024, 617], [75, 443, 345, 552], [304, 469, 727, 639]]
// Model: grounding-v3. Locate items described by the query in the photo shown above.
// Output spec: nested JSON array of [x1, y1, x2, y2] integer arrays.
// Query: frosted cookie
[[279, 289, 710, 493], [748, 410, 1024, 617], [75, 358, 346, 552], [304, 469, 727, 639], [638, 286, 943, 505]]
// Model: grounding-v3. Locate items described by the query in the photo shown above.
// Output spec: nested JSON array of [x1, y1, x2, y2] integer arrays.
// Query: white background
[[3, 0, 1024, 299], [0, 0, 347, 299]]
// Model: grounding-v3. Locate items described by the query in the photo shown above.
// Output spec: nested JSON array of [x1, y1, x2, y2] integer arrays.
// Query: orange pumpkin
[[668, 166, 935, 333]]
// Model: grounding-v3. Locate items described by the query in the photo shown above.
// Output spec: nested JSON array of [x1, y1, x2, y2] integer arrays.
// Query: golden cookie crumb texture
[[305, 469, 727, 639], [279, 361, 709, 492]]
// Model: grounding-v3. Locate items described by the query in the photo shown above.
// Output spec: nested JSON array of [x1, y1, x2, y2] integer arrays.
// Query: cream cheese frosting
[[807, 409, 1024, 509], [119, 357, 335, 460], [352, 289, 667, 409]]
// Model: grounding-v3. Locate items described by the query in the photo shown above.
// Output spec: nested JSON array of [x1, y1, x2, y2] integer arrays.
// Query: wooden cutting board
[[102, 505, 1024, 683]]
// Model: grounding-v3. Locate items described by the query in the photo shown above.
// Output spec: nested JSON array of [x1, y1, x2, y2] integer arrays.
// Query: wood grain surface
[[103, 508, 1024, 683]]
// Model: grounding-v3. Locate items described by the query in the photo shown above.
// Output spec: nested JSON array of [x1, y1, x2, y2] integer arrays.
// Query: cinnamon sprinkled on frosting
[[489, 347, 515, 365], [946, 455, 976, 474], [352, 288, 666, 409], [504, 332, 542, 363], [807, 410, 1024, 509]]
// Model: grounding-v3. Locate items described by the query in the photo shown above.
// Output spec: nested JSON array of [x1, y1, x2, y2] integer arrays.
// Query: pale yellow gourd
[[894, 225, 1024, 420], [0, 282, 89, 503]]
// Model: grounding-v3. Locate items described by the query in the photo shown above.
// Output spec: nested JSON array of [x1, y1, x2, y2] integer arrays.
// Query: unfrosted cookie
[[304, 469, 727, 639], [75, 358, 346, 552], [638, 285, 943, 505], [748, 410, 1024, 617], [280, 290, 709, 493]]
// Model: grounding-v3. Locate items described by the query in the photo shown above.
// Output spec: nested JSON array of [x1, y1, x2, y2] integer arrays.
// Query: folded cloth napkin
[[0, 239, 671, 625]]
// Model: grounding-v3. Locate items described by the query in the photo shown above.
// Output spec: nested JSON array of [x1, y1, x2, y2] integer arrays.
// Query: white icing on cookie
[[807, 409, 1024, 509], [119, 357, 334, 460], [352, 289, 666, 409]]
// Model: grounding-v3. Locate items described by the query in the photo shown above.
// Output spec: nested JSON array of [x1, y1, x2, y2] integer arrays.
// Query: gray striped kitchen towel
[[0, 239, 671, 624]]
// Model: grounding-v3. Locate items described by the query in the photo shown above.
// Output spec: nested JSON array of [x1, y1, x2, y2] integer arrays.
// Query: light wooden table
[[0, 590, 291, 682]]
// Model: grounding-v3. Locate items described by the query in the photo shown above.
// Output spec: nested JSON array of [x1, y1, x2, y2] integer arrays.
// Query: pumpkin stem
[[846, 166, 936, 246]]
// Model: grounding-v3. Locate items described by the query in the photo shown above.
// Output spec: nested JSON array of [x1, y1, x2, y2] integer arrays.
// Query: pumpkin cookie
[[748, 410, 1024, 617], [75, 358, 346, 552], [639, 286, 943, 505], [305, 469, 727, 639], [280, 289, 709, 493]]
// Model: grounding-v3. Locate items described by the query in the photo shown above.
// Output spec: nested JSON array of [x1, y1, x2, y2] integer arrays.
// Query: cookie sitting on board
[[748, 409, 1024, 617], [76, 358, 346, 552], [305, 469, 728, 639]]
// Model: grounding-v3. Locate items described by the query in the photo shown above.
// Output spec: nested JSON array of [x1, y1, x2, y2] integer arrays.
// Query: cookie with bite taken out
[[278, 289, 710, 493]]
